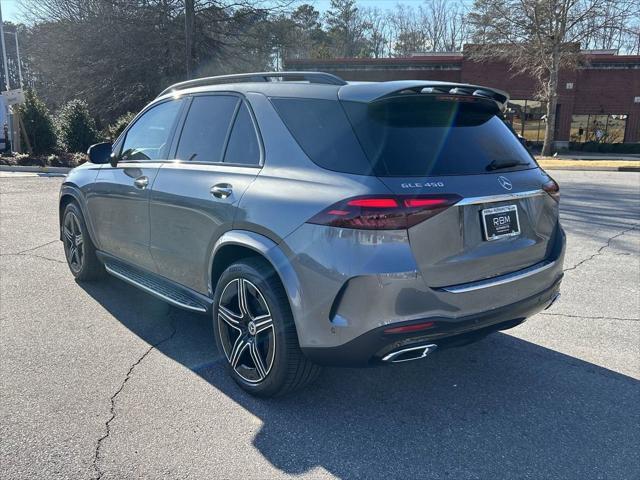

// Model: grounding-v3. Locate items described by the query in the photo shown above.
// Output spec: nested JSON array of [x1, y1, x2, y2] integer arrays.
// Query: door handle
[[133, 176, 149, 189], [211, 183, 233, 199]]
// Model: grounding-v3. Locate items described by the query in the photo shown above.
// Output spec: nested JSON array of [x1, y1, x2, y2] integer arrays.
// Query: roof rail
[[157, 71, 347, 97]]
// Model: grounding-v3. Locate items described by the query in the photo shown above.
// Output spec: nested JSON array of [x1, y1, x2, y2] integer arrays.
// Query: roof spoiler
[[385, 85, 509, 111], [339, 81, 510, 112]]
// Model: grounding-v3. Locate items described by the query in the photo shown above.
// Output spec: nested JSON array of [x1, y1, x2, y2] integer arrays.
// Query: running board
[[104, 261, 209, 313]]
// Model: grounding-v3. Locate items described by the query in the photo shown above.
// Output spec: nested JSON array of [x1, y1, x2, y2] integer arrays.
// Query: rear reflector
[[384, 322, 435, 334], [307, 194, 461, 230]]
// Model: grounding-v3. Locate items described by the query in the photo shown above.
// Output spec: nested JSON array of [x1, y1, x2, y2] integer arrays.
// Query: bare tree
[[468, 0, 639, 156], [386, 1, 469, 56], [363, 7, 391, 58]]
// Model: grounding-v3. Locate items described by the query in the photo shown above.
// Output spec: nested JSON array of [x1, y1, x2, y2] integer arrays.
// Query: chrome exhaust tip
[[382, 344, 438, 363]]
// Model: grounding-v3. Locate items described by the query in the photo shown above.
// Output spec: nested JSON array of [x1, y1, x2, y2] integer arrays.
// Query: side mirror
[[87, 142, 113, 165]]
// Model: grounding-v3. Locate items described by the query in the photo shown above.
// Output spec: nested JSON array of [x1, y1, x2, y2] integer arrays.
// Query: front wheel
[[212, 258, 320, 397], [62, 202, 104, 281]]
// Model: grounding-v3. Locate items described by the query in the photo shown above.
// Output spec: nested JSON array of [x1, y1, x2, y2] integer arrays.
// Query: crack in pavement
[[1, 239, 66, 264], [17, 239, 58, 255], [563, 227, 638, 273], [1, 252, 66, 264], [539, 312, 639, 322], [92, 313, 178, 480]]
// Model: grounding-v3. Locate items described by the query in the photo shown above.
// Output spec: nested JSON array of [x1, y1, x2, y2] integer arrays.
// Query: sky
[[0, 0, 20, 23]]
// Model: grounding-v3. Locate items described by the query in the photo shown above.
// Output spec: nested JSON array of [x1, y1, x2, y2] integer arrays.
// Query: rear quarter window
[[270, 97, 373, 175]]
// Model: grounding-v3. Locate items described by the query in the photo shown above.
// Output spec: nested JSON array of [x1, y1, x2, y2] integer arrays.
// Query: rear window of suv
[[272, 95, 537, 177]]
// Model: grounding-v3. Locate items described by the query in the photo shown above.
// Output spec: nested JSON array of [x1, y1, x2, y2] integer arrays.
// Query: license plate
[[482, 205, 520, 241]]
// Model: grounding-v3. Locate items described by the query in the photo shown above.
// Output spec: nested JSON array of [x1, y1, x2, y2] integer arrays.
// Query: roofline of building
[[286, 53, 640, 68]]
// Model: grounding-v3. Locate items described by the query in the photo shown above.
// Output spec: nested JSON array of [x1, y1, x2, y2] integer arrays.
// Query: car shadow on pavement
[[80, 278, 640, 479]]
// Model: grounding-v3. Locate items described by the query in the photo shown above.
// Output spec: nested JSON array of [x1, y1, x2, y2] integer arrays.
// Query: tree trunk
[[541, 51, 560, 156]]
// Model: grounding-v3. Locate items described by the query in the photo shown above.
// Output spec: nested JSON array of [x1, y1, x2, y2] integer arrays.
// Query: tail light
[[307, 194, 461, 230], [542, 179, 560, 203]]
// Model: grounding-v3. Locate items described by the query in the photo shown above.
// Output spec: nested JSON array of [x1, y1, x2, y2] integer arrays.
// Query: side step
[[104, 260, 209, 313]]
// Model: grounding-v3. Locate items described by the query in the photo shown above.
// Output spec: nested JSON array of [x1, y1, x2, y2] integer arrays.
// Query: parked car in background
[[59, 72, 565, 397]]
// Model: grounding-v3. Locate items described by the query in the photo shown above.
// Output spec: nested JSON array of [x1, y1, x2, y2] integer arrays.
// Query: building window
[[570, 114, 627, 143], [506, 100, 545, 143]]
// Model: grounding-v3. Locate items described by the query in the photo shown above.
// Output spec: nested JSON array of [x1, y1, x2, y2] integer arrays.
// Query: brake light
[[542, 179, 560, 203], [348, 198, 398, 208], [307, 194, 461, 230]]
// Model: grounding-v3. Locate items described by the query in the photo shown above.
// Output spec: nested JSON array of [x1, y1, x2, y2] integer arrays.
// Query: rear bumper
[[282, 221, 565, 352], [302, 275, 562, 366]]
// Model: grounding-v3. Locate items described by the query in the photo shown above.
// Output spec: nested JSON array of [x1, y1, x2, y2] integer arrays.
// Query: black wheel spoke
[[63, 226, 74, 244], [252, 314, 273, 335], [229, 334, 249, 369], [218, 305, 242, 329], [249, 341, 268, 380], [237, 279, 251, 318]]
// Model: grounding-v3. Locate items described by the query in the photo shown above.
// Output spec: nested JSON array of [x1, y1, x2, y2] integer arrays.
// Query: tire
[[61, 202, 104, 281], [212, 257, 321, 397]]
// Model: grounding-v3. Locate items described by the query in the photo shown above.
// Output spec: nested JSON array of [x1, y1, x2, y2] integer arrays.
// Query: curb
[[0, 165, 71, 175]]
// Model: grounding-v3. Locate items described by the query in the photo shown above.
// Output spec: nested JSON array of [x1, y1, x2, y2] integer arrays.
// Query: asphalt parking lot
[[1, 170, 639, 480]]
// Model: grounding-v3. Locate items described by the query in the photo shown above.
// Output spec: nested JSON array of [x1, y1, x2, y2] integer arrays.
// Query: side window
[[224, 102, 261, 166], [176, 95, 239, 163], [121, 100, 183, 161]]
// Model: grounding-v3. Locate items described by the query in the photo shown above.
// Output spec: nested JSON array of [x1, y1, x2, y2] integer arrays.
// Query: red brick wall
[[573, 68, 640, 142]]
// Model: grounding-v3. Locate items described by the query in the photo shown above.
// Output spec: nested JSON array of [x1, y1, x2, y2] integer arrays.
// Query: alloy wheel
[[217, 278, 275, 383], [63, 212, 84, 273]]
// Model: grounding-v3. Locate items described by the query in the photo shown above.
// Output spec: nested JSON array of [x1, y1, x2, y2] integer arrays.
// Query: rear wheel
[[212, 258, 320, 397], [62, 202, 104, 281]]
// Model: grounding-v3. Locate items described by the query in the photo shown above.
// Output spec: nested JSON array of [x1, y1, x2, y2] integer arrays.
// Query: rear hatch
[[341, 94, 558, 287], [271, 91, 559, 288]]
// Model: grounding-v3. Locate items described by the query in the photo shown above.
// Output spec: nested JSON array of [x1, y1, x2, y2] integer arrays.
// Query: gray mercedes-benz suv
[[60, 72, 565, 397]]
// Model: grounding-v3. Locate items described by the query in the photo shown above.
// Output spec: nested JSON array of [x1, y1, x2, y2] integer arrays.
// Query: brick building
[[286, 50, 640, 147]]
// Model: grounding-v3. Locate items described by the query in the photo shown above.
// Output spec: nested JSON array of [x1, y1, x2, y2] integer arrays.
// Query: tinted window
[[342, 96, 537, 176], [176, 95, 239, 163], [121, 100, 183, 161], [223, 102, 260, 165], [271, 98, 372, 175]]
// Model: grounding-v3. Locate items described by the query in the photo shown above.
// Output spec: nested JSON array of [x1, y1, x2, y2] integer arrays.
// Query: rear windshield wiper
[[486, 159, 531, 171]]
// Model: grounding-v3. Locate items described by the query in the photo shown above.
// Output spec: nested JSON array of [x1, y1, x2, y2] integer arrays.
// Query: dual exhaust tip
[[382, 344, 438, 363]]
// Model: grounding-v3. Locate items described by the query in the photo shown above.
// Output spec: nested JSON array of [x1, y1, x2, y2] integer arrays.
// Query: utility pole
[[185, 0, 195, 79], [0, 2, 15, 153], [0, 3, 10, 91], [13, 30, 22, 87]]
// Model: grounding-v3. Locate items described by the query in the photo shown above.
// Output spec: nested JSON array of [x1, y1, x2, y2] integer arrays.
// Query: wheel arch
[[208, 230, 304, 339], [59, 185, 100, 248]]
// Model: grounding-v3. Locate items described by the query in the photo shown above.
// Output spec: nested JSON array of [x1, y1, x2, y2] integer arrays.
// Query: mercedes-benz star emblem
[[248, 321, 257, 336], [498, 176, 513, 191]]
